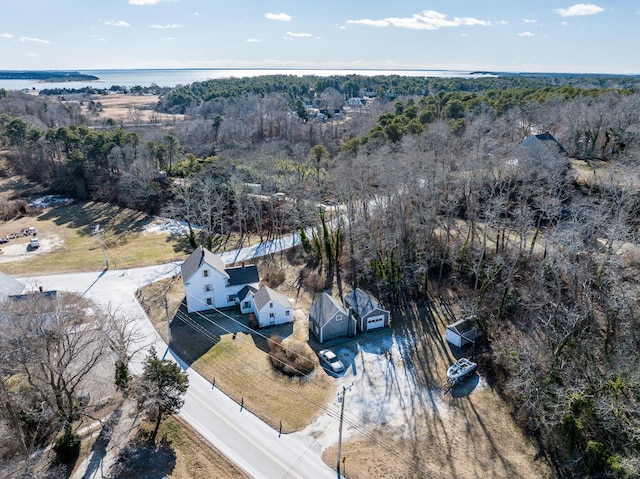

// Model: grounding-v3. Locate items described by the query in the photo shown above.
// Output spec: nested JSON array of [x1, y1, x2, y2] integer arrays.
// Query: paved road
[[21, 252, 338, 479]]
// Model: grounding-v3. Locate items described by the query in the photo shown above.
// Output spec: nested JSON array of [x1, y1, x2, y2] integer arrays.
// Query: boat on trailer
[[447, 358, 477, 382]]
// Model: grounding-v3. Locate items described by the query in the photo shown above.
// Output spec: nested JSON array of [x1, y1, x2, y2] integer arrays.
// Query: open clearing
[[69, 93, 185, 126]]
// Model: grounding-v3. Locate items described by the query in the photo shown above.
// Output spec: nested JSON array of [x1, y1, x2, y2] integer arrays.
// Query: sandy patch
[[0, 235, 63, 263]]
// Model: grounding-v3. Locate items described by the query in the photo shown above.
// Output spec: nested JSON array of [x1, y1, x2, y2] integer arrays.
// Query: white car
[[319, 349, 345, 374], [29, 237, 40, 249]]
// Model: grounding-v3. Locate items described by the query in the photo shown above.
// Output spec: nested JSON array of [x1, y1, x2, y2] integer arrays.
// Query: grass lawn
[[0, 201, 191, 275]]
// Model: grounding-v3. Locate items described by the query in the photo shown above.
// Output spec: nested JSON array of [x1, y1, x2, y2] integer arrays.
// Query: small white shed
[[446, 317, 482, 348]]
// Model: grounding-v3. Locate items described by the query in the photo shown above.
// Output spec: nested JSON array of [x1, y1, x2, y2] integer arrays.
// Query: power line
[[170, 297, 437, 477]]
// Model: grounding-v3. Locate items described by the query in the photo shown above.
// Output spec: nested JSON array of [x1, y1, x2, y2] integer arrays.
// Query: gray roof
[[181, 245, 227, 282], [344, 288, 386, 317], [226, 264, 259, 286], [521, 132, 567, 157], [253, 285, 292, 311], [447, 318, 482, 339], [309, 293, 347, 326], [0, 271, 25, 300], [237, 285, 258, 302]]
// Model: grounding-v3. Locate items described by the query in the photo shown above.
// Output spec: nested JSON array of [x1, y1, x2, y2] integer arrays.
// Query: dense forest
[[3, 73, 640, 477]]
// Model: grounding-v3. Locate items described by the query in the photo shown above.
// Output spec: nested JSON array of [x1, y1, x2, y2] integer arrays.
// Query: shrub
[[53, 429, 81, 464], [267, 335, 315, 377], [262, 268, 286, 288], [303, 271, 328, 293]]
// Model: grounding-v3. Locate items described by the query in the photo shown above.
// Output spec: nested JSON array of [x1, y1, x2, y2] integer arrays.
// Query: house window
[[227, 295, 235, 303], [205, 298, 213, 305], [336, 314, 343, 321], [243, 301, 251, 309], [203, 269, 210, 278], [270, 302, 273, 308], [285, 310, 290, 316], [269, 313, 275, 318], [204, 284, 213, 292]]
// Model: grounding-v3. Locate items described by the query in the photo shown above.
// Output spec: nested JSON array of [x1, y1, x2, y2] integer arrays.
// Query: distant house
[[344, 288, 390, 333], [519, 132, 569, 169], [309, 293, 355, 343], [445, 317, 482, 348], [253, 285, 294, 328], [180, 246, 260, 313], [0, 270, 25, 302]]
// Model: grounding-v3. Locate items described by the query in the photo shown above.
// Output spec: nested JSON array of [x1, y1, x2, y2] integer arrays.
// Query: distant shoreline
[[0, 71, 99, 82]]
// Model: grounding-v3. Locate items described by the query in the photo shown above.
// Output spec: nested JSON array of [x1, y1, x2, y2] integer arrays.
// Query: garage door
[[366, 315, 385, 330]]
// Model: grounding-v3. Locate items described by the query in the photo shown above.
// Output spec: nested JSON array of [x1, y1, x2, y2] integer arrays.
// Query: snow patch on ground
[[28, 195, 73, 208], [297, 332, 459, 447], [141, 219, 190, 236]]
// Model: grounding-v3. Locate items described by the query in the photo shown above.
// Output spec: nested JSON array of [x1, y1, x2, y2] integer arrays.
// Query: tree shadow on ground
[[169, 303, 294, 367], [109, 431, 176, 479], [38, 201, 152, 237], [169, 231, 193, 254], [81, 402, 125, 479]]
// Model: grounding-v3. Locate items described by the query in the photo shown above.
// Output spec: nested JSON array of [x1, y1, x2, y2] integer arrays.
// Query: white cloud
[[346, 10, 491, 30], [129, 0, 178, 5], [20, 36, 51, 44], [149, 23, 183, 29], [265, 12, 292, 22], [518, 31, 534, 36], [0, 33, 13, 39], [98, 38, 107, 42], [286, 32, 312, 38], [103, 20, 130, 27], [246, 38, 263, 43], [161, 37, 174, 41], [523, 19, 537, 23], [555, 4, 604, 17]]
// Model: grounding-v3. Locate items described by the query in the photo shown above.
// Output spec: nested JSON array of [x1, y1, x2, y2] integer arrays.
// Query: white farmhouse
[[181, 246, 260, 313], [252, 285, 294, 328]]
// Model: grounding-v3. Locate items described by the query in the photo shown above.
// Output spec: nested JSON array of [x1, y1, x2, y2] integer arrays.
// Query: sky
[[0, 1, 638, 74]]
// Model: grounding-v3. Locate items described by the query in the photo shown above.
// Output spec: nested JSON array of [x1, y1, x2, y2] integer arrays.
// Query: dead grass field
[[0, 200, 192, 275], [70, 93, 184, 126]]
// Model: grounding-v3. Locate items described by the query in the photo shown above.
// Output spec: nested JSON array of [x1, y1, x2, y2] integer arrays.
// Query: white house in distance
[[252, 285, 294, 328], [181, 245, 260, 313]]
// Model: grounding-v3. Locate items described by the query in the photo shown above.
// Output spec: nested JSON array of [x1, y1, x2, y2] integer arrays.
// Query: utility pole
[[93, 224, 109, 269], [336, 383, 353, 477]]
